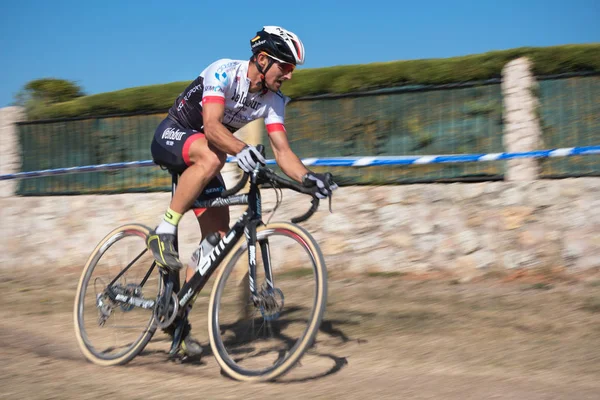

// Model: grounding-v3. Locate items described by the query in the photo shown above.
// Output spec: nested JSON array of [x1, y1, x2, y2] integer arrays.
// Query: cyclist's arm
[[202, 101, 247, 155], [268, 129, 309, 182]]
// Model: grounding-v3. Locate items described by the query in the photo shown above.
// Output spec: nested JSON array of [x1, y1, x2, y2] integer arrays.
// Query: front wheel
[[208, 222, 327, 382]]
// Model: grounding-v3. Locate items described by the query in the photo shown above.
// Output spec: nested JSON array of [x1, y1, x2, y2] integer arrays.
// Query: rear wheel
[[74, 224, 162, 365], [208, 222, 327, 381]]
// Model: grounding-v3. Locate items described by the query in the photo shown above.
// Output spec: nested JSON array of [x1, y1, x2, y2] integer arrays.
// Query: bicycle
[[73, 148, 330, 382]]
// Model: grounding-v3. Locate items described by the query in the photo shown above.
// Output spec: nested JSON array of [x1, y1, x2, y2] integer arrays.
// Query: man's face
[[261, 53, 295, 92]]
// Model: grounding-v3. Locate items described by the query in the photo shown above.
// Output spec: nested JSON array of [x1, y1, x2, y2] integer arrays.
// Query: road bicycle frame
[[173, 169, 274, 313]]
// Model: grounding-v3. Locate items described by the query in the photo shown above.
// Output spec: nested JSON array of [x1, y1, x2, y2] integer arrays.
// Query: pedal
[[166, 342, 185, 364], [167, 350, 189, 364]]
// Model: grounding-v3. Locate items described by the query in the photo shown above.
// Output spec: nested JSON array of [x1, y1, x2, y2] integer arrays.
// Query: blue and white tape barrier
[[1, 145, 599, 181]]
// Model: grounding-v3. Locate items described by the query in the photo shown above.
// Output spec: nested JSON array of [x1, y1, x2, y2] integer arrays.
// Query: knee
[[189, 142, 226, 173], [203, 151, 226, 173], [213, 150, 227, 167]]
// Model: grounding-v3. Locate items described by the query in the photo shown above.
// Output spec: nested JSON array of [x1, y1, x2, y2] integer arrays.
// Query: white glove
[[236, 145, 266, 173]]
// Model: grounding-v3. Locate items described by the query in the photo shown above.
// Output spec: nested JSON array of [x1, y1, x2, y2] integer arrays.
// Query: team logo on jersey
[[176, 83, 203, 111], [215, 72, 229, 85], [217, 61, 237, 72], [204, 85, 224, 93], [230, 88, 261, 111]]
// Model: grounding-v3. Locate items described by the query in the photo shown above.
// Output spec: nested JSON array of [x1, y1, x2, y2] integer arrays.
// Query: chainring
[[153, 291, 179, 329]]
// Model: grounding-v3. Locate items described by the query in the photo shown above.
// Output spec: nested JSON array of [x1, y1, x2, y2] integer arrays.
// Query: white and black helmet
[[250, 26, 305, 65]]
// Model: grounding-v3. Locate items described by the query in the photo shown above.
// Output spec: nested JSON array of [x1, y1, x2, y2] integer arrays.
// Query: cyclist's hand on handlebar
[[236, 145, 266, 173], [302, 172, 338, 199]]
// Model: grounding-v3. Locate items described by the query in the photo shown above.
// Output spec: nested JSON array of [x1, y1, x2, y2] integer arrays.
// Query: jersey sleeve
[[200, 59, 236, 106], [264, 94, 290, 134]]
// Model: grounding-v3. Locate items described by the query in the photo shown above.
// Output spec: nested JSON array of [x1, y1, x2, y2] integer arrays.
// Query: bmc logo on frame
[[197, 230, 236, 276]]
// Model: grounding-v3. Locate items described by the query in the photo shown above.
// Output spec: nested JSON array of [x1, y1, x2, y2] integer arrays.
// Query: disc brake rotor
[[258, 287, 284, 321]]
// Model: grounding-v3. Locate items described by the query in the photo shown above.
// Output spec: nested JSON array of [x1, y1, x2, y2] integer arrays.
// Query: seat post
[[170, 171, 178, 195], [169, 171, 181, 291]]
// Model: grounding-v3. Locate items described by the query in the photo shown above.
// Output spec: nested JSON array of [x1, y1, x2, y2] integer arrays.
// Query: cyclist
[[147, 26, 338, 357]]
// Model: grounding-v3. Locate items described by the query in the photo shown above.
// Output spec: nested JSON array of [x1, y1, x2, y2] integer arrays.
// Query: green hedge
[[27, 44, 599, 120]]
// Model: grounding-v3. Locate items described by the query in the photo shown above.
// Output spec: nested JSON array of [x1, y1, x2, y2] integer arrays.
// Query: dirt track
[[2, 270, 600, 399]]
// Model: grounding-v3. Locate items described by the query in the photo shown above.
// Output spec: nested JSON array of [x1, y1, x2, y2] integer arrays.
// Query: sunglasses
[[261, 52, 295, 74]]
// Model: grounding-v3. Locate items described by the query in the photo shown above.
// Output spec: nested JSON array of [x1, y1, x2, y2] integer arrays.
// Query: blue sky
[[1, 0, 598, 107]]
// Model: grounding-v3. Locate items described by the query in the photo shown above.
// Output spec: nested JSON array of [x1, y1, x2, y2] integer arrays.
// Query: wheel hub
[[257, 286, 284, 321]]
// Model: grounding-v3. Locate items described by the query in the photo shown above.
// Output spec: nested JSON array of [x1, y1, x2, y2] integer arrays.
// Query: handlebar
[[220, 144, 322, 223], [261, 168, 321, 224], [220, 172, 248, 198]]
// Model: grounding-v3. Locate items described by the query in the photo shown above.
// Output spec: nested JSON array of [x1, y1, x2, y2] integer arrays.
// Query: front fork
[[246, 170, 275, 298], [246, 220, 275, 299]]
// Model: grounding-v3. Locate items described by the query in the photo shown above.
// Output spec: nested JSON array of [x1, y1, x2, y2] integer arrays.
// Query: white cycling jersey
[[167, 59, 290, 134]]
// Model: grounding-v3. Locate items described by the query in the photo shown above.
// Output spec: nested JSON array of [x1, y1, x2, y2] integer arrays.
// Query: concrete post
[[501, 57, 542, 181], [0, 106, 25, 197]]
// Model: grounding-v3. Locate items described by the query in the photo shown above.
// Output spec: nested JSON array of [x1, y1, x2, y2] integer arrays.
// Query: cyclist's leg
[[150, 119, 227, 356], [148, 119, 226, 270], [169, 139, 227, 214], [168, 174, 230, 358]]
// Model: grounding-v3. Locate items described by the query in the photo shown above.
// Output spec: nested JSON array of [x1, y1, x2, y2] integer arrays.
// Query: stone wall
[[1, 58, 598, 277], [1, 180, 598, 278]]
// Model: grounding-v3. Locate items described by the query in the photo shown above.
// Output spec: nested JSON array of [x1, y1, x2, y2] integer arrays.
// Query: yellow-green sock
[[156, 208, 182, 234], [164, 208, 182, 225]]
